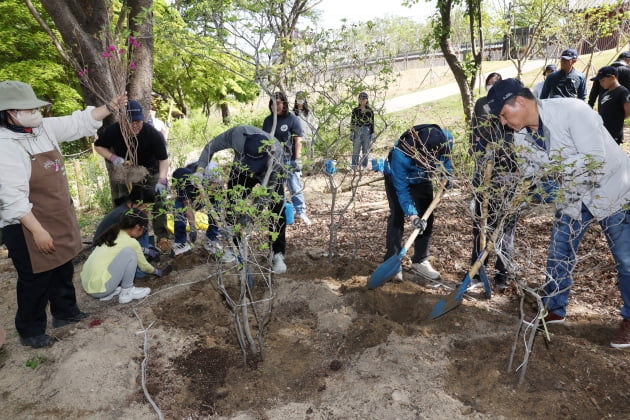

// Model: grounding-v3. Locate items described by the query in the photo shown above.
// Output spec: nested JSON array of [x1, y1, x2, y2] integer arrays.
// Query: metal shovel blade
[[367, 248, 406, 289], [429, 274, 471, 319]]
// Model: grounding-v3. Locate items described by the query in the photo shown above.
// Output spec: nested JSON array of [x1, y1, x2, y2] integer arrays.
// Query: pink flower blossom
[[108, 45, 117, 51], [119, 49, 126, 55], [129, 62, 137, 70], [101, 51, 111, 58], [77, 68, 88, 77], [128, 36, 140, 48]]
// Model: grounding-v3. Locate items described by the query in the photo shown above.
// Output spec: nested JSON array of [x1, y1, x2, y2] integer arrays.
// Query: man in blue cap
[[487, 78, 630, 349], [588, 51, 630, 107], [540, 48, 587, 100], [195, 125, 289, 274], [94, 100, 171, 247], [590, 65, 630, 144]]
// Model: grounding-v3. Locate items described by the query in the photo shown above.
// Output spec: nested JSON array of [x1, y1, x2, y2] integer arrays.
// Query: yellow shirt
[[81, 230, 154, 294]]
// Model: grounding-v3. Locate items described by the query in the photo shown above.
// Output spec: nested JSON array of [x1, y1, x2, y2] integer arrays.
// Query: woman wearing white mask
[[0, 80, 126, 348]]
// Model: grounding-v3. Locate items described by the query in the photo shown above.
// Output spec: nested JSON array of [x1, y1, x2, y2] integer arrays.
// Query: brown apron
[[21, 149, 82, 273]]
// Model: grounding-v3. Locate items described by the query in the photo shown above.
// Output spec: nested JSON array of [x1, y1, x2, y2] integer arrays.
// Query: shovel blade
[[367, 249, 405, 289], [429, 274, 471, 319]]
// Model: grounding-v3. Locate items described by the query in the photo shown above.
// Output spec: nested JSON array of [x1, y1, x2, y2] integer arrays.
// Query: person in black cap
[[194, 125, 289, 274], [487, 78, 630, 349], [532, 64, 557, 98], [350, 91, 375, 168], [590, 65, 630, 144], [94, 100, 171, 246], [588, 51, 630, 108], [540, 48, 587, 100]]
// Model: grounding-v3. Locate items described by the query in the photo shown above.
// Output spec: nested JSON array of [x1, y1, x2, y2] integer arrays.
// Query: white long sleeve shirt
[[0, 107, 102, 227], [514, 98, 630, 220]]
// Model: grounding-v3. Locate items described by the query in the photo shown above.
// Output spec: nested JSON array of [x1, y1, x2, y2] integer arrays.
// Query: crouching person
[[384, 124, 453, 282], [81, 209, 164, 303]]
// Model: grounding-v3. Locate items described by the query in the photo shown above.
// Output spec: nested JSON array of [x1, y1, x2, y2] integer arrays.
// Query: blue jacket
[[386, 126, 453, 216]]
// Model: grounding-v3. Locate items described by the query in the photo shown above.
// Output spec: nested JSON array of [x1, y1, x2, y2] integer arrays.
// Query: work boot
[[119, 287, 151, 304], [52, 311, 90, 328], [20, 334, 52, 349], [610, 319, 630, 349], [412, 260, 440, 280]]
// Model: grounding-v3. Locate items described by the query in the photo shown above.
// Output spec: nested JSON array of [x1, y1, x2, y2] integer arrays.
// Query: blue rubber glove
[[143, 246, 161, 262], [153, 268, 163, 277]]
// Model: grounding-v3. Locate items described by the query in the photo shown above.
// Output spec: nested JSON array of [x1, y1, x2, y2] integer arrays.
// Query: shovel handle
[[403, 177, 449, 252]]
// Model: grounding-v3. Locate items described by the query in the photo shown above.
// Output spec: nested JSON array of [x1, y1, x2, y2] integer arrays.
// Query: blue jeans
[[352, 126, 372, 167], [174, 198, 219, 244], [545, 204, 630, 319], [286, 162, 306, 214]]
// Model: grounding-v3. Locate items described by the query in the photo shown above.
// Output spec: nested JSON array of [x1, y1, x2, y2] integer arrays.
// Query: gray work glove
[[108, 154, 125, 166], [155, 178, 168, 194]]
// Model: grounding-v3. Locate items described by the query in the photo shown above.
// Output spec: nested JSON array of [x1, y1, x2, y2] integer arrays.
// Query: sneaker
[[412, 260, 440, 280], [297, 213, 312, 226], [119, 286, 151, 304], [204, 240, 223, 254], [392, 270, 403, 283], [219, 248, 237, 263], [99, 286, 122, 302], [610, 319, 630, 349], [20, 334, 52, 349], [272, 252, 287, 274], [52, 311, 90, 328], [172, 242, 192, 256], [522, 310, 565, 327]]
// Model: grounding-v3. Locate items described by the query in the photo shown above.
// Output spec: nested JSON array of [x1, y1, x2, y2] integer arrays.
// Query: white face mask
[[485, 84, 493, 92], [14, 110, 43, 128]]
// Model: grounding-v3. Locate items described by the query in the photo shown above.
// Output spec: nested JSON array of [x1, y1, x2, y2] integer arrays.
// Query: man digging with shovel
[[379, 124, 452, 284]]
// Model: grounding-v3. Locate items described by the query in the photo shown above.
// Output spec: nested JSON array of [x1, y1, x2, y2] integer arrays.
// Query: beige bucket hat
[[0, 80, 51, 111]]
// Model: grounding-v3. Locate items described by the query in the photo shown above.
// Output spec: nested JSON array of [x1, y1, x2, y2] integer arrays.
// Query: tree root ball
[[111, 164, 149, 184]]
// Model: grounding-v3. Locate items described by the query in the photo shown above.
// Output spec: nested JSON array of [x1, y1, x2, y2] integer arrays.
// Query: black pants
[[384, 174, 434, 263], [470, 193, 518, 280], [227, 169, 286, 255], [3, 224, 80, 338]]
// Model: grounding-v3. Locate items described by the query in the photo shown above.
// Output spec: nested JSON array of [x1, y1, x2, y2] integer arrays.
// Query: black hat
[[618, 51, 630, 60], [242, 134, 271, 174], [560, 48, 578, 60], [486, 78, 524, 116], [590, 66, 618, 81]]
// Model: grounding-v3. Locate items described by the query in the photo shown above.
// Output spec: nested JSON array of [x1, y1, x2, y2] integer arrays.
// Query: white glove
[[155, 178, 168, 194]]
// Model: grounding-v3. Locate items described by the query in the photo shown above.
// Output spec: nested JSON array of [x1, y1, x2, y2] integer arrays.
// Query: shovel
[[367, 177, 448, 289], [429, 176, 532, 319]]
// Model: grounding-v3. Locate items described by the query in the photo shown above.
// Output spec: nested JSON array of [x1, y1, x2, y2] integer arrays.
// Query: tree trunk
[[38, 0, 153, 116], [128, 0, 154, 113], [39, 0, 116, 107]]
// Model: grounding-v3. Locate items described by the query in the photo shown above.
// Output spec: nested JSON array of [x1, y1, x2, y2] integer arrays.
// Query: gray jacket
[[197, 125, 284, 173], [513, 98, 630, 220]]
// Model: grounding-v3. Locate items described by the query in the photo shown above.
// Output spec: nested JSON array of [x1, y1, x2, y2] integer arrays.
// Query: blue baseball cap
[[243, 134, 271, 174], [486, 78, 524, 116], [544, 64, 557, 73], [126, 100, 144, 121]]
